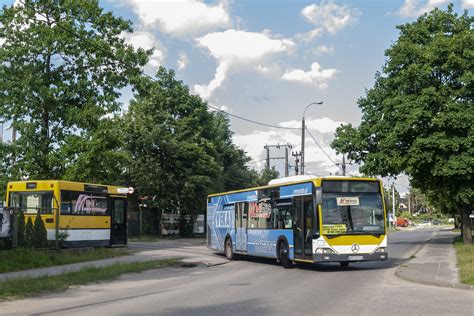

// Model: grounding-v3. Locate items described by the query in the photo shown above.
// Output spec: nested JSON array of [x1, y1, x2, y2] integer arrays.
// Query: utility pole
[[264, 144, 270, 169], [336, 154, 352, 176], [292, 151, 301, 175], [284, 146, 289, 177], [392, 182, 396, 227]]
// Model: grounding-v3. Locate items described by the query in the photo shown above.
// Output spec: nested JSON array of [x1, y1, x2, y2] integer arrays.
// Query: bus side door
[[110, 198, 127, 245], [235, 202, 248, 252]]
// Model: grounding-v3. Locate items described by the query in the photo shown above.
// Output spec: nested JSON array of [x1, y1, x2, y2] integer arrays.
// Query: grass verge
[[0, 258, 178, 300], [0, 248, 131, 273], [454, 236, 474, 285]]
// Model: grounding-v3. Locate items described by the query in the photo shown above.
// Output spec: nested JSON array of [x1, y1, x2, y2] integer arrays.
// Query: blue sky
[[2, 0, 473, 193]]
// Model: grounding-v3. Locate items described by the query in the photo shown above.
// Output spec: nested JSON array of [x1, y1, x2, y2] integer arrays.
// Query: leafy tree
[[257, 167, 280, 186], [124, 68, 222, 235], [24, 216, 34, 248], [32, 212, 48, 248], [331, 6, 473, 243], [17, 210, 26, 247], [0, 0, 149, 181]]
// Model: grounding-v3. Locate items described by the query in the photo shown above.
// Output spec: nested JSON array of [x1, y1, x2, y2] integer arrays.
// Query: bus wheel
[[225, 238, 233, 260], [279, 241, 292, 269], [340, 262, 349, 268]]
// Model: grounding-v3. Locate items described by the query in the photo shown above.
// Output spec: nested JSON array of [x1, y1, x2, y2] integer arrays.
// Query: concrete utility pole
[[263, 144, 292, 175], [392, 182, 396, 227], [301, 101, 323, 175], [336, 154, 352, 176], [292, 151, 301, 175]]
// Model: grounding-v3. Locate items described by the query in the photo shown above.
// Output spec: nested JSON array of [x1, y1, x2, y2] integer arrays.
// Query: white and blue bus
[[207, 176, 388, 268]]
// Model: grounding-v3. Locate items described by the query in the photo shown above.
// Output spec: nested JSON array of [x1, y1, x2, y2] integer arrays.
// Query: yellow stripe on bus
[[23, 214, 110, 230], [324, 235, 384, 246]]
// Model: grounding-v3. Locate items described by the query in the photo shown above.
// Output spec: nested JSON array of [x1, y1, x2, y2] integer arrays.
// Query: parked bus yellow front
[[6, 180, 128, 247]]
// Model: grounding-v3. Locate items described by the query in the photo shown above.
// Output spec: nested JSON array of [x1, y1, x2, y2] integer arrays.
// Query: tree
[[124, 68, 223, 235], [24, 216, 34, 248], [33, 212, 48, 248], [257, 167, 280, 186], [17, 210, 26, 247], [0, 0, 149, 181], [331, 6, 473, 243]]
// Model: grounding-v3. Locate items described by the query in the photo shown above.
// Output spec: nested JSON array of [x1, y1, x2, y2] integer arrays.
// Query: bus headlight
[[375, 247, 386, 253], [315, 248, 335, 254]]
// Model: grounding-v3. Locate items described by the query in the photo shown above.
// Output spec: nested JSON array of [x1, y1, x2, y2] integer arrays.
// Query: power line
[[18, 0, 300, 132], [304, 127, 337, 165]]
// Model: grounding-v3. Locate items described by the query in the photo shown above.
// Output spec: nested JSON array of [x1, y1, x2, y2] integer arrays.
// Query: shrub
[[33, 213, 48, 248]]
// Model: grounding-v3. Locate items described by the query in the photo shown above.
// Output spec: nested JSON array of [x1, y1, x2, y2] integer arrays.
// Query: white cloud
[[177, 52, 190, 71], [127, 0, 231, 37], [194, 29, 295, 99], [462, 0, 474, 9], [301, 2, 360, 35], [281, 62, 337, 88], [233, 116, 345, 175], [313, 45, 334, 56], [122, 30, 165, 71], [398, 0, 450, 17]]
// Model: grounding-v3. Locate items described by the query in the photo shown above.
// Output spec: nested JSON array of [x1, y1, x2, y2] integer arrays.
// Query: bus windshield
[[321, 180, 385, 236]]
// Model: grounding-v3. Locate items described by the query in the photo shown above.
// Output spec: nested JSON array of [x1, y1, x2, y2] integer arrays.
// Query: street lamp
[[301, 101, 323, 175]]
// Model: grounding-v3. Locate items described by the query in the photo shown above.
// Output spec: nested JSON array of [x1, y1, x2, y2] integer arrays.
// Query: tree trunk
[[460, 204, 472, 244]]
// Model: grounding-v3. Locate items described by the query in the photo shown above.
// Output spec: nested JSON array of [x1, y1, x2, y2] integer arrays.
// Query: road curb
[[395, 269, 474, 291], [394, 233, 473, 291]]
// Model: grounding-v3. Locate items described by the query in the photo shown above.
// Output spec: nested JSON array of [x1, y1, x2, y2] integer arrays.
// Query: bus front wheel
[[279, 241, 293, 269], [225, 238, 233, 260]]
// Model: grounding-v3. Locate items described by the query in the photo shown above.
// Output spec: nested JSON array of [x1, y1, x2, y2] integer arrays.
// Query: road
[[1, 228, 473, 315]]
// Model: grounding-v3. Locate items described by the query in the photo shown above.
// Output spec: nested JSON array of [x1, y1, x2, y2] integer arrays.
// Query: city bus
[[207, 176, 387, 268], [6, 180, 128, 247]]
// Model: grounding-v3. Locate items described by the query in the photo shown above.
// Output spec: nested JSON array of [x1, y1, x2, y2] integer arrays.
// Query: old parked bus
[[207, 176, 387, 268], [6, 180, 128, 247]]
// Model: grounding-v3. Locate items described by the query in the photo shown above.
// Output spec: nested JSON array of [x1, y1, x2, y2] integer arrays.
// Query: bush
[[17, 210, 26, 247], [24, 217, 34, 248], [33, 213, 48, 248]]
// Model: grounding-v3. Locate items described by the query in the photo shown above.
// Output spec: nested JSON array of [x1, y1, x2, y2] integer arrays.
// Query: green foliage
[[124, 68, 259, 235], [0, 0, 149, 181], [331, 6, 473, 243], [24, 217, 33, 248], [257, 167, 280, 186], [32, 213, 48, 248], [399, 211, 413, 220], [17, 210, 26, 247]]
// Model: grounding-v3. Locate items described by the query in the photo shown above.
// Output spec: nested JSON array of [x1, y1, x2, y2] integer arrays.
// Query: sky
[[1, 0, 473, 194]]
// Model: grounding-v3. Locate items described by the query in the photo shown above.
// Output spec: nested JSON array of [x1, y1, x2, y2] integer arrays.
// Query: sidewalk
[[0, 244, 228, 282], [395, 229, 473, 290]]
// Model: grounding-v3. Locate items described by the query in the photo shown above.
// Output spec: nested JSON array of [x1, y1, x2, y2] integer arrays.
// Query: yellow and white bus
[[6, 180, 128, 247], [207, 176, 388, 268]]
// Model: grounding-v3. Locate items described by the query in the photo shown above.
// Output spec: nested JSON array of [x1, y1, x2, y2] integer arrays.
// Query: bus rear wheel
[[279, 241, 293, 269], [225, 238, 233, 260]]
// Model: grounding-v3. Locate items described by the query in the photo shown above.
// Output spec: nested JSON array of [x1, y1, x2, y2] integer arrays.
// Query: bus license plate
[[348, 255, 363, 261]]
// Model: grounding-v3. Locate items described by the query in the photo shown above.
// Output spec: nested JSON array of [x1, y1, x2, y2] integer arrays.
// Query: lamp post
[[301, 101, 323, 175]]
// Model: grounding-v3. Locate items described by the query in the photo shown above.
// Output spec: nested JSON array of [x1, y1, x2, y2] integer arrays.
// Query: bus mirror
[[315, 187, 323, 205]]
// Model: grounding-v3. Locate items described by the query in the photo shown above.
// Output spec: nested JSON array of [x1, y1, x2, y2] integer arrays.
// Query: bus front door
[[293, 196, 313, 260], [235, 202, 248, 252], [111, 198, 127, 245]]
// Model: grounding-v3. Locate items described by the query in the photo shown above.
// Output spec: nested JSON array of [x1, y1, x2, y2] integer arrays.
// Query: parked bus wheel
[[279, 241, 292, 269], [225, 238, 233, 260]]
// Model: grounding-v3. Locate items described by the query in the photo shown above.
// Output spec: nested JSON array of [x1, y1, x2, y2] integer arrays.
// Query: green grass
[[454, 237, 474, 285], [0, 248, 131, 273], [0, 259, 178, 300]]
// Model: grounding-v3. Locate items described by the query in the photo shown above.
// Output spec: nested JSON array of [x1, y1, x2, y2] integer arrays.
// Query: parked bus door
[[293, 196, 313, 260], [235, 202, 248, 252], [111, 198, 127, 245]]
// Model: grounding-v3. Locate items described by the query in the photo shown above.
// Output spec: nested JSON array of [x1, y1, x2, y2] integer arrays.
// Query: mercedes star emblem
[[351, 243, 360, 253]]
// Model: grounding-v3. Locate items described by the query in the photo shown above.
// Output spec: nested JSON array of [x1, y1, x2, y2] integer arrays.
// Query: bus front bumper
[[313, 252, 388, 263]]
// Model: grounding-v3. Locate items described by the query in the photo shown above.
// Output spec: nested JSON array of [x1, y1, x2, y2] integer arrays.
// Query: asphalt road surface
[[1, 228, 473, 315]]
